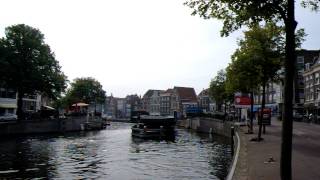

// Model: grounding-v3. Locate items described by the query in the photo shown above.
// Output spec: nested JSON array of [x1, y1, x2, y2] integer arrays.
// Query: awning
[[0, 103, 17, 108], [72, 103, 89, 107], [252, 104, 278, 112], [42, 105, 55, 110]]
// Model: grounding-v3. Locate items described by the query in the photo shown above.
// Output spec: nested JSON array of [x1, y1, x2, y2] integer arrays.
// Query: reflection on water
[[0, 122, 232, 179]]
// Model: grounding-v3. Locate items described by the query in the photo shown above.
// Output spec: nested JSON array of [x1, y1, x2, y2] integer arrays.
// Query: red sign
[[234, 96, 251, 106]]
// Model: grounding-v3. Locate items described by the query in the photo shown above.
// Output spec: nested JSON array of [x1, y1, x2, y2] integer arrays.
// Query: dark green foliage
[[0, 24, 67, 119], [57, 77, 106, 108], [184, 0, 317, 36], [226, 23, 283, 135], [0, 24, 67, 98], [209, 69, 233, 112]]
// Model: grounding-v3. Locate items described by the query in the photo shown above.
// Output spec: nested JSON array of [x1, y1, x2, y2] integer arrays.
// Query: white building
[[0, 87, 42, 118]]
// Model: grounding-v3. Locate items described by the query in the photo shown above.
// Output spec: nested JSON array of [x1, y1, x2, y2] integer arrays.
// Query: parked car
[[101, 113, 112, 120], [0, 113, 17, 121], [293, 112, 303, 121]]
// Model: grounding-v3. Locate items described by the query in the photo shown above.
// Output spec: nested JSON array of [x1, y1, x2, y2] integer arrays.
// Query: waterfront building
[[22, 93, 42, 113], [126, 94, 142, 112], [294, 49, 320, 107], [116, 98, 126, 118], [303, 51, 320, 119], [252, 49, 320, 115], [173, 86, 198, 117], [253, 82, 282, 114], [142, 90, 163, 115], [105, 95, 117, 118], [198, 89, 215, 112], [0, 87, 17, 116], [0, 87, 43, 118], [160, 89, 174, 116]]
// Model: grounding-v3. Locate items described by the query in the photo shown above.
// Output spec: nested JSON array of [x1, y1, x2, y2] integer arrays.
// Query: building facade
[[0, 88, 42, 119], [142, 90, 163, 115], [116, 98, 126, 118], [104, 95, 117, 118], [160, 89, 178, 116], [0, 87, 17, 116], [126, 94, 142, 112], [198, 89, 214, 112], [251, 49, 320, 115], [303, 51, 320, 116], [174, 86, 198, 117], [253, 82, 282, 113], [294, 49, 320, 106]]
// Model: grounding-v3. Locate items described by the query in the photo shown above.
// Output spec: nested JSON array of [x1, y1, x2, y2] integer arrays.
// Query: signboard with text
[[258, 108, 271, 125], [234, 95, 251, 108]]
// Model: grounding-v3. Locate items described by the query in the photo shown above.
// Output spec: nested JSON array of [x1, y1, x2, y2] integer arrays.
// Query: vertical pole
[[231, 126, 235, 155], [281, 0, 296, 179]]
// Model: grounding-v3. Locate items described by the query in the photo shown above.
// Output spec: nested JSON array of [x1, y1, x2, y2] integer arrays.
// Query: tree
[[0, 24, 67, 119], [228, 23, 283, 138], [62, 77, 106, 108], [184, 0, 319, 179], [226, 47, 260, 133], [209, 69, 233, 116]]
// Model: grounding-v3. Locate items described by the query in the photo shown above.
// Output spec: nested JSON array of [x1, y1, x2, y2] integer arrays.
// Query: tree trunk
[[281, 0, 296, 179], [218, 102, 222, 112], [258, 82, 266, 140], [17, 91, 24, 121], [250, 91, 254, 133], [224, 101, 227, 121]]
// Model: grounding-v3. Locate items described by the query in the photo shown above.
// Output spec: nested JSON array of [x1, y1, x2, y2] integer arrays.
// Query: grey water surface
[[0, 122, 232, 180]]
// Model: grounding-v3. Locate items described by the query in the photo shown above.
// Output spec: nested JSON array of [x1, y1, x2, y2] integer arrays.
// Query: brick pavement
[[233, 118, 320, 180]]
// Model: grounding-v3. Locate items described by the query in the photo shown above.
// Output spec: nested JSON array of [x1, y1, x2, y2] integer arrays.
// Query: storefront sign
[[234, 96, 251, 108]]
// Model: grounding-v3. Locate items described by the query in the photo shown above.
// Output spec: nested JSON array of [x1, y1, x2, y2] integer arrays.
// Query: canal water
[[0, 122, 232, 179]]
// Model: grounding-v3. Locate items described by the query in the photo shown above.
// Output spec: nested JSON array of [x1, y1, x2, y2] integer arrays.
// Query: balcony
[[0, 98, 17, 108]]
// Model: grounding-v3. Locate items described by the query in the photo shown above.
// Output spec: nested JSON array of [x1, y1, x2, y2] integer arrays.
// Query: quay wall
[[0, 116, 103, 135], [179, 117, 234, 137]]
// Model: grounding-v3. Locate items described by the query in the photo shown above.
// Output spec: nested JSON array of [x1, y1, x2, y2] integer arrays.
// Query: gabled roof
[[160, 88, 174, 96], [198, 89, 209, 97], [297, 49, 320, 65], [174, 86, 197, 103], [143, 89, 162, 98]]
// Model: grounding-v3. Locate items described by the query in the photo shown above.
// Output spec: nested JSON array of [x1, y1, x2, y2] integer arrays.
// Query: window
[[305, 63, 310, 70], [0, 88, 16, 99], [297, 56, 304, 64], [7, 108, 14, 114], [0, 108, 5, 116]]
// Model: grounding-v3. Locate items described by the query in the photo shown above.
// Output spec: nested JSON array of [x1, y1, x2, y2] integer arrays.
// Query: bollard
[[231, 126, 235, 156]]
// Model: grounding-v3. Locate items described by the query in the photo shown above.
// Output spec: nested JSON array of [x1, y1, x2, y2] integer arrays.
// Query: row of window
[[305, 73, 320, 81], [0, 88, 16, 99]]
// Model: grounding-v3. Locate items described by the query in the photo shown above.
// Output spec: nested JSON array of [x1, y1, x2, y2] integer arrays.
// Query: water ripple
[[0, 122, 231, 180]]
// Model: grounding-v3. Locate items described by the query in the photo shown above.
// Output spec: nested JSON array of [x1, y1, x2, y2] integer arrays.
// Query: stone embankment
[[0, 116, 106, 136]]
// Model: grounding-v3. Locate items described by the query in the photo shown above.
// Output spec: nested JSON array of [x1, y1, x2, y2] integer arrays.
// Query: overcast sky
[[1, 0, 319, 97]]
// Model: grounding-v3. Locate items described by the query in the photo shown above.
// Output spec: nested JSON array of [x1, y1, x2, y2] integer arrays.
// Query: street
[[235, 118, 320, 180]]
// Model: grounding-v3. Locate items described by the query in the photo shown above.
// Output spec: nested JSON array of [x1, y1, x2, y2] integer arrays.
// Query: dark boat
[[130, 110, 149, 123], [131, 115, 176, 139]]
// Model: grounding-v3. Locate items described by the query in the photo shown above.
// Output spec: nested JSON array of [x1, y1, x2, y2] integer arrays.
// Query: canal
[[0, 122, 232, 179]]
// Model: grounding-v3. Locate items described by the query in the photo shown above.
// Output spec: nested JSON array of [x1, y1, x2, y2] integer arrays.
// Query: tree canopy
[[184, 0, 318, 36], [0, 24, 67, 98], [209, 69, 233, 111], [0, 24, 67, 118], [59, 77, 106, 108]]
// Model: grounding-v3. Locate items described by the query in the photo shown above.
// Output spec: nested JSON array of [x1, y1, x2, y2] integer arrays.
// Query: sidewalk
[[233, 118, 320, 180]]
